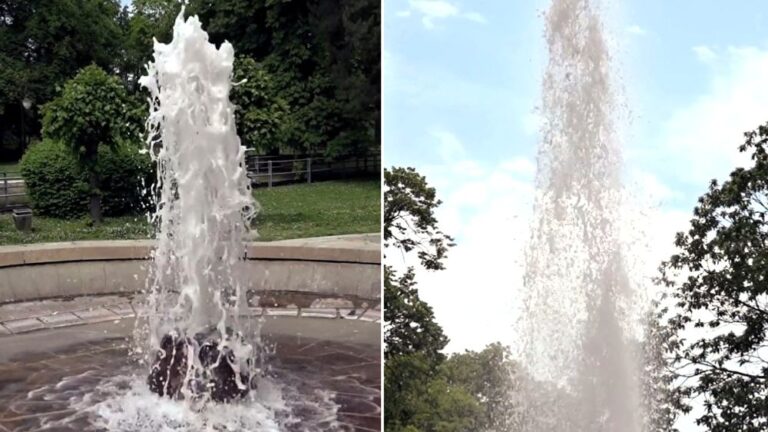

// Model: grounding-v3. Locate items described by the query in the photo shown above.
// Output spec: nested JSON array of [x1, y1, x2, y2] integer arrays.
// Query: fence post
[[268, 160, 273, 188], [2, 173, 7, 209], [307, 158, 312, 183]]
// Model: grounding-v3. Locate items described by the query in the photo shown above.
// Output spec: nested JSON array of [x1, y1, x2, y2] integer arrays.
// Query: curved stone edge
[[0, 235, 380, 268], [0, 235, 381, 305]]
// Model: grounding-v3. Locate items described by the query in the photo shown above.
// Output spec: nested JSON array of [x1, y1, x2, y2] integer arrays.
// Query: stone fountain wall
[[0, 235, 380, 306]]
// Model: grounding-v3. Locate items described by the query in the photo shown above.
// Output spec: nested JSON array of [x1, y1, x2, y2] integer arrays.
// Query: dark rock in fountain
[[147, 331, 188, 398], [147, 328, 255, 403]]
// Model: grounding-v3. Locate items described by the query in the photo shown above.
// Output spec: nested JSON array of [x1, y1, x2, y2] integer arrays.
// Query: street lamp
[[20, 97, 32, 153]]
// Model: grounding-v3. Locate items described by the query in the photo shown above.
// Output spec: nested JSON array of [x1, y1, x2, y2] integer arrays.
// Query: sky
[[384, 2, 768, 428]]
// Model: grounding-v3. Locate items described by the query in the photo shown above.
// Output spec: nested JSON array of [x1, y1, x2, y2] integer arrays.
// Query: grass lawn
[[0, 161, 20, 174], [0, 179, 380, 245]]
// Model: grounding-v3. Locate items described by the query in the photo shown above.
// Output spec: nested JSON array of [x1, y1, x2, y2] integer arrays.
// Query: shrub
[[20, 140, 151, 218]]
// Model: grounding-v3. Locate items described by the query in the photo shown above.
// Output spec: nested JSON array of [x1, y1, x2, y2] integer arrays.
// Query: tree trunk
[[85, 145, 102, 225]]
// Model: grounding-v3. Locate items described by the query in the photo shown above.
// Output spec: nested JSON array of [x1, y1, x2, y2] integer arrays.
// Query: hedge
[[20, 140, 152, 218]]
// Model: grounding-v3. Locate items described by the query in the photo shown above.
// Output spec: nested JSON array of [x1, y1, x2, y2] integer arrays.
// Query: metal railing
[[246, 155, 380, 188], [0, 154, 381, 210]]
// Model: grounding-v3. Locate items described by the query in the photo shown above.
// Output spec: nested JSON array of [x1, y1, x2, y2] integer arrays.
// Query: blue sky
[[384, 1, 768, 429], [383, 0, 768, 380]]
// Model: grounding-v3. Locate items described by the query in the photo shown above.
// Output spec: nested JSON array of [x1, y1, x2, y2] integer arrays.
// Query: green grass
[[0, 179, 380, 245], [253, 179, 380, 241], [0, 161, 20, 174]]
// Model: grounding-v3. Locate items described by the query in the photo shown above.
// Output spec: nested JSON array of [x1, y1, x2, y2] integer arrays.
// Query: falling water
[[137, 7, 261, 395], [517, 0, 643, 430]]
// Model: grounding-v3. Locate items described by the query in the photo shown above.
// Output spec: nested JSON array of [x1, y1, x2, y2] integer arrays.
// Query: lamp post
[[20, 97, 31, 153]]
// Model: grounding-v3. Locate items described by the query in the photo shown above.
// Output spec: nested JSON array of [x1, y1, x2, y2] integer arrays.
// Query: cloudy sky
[[384, 0, 768, 353]]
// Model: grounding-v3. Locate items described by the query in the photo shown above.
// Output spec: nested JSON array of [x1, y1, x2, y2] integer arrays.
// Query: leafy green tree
[[384, 267, 448, 363], [188, 0, 379, 157], [0, 0, 123, 157], [231, 56, 289, 154], [385, 353, 481, 432], [659, 122, 768, 431], [42, 65, 135, 224], [442, 343, 520, 431], [384, 167, 455, 270], [117, 0, 181, 90], [384, 167, 454, 360]]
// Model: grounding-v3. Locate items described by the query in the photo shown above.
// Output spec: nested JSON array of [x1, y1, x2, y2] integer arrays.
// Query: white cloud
[[500, 157, 536, 178], [390, 130, 690, 353], [692, 45, 717, 63], [652, 45, 768, 186], [463, 11, 487, 24], [401, 0, 486, 29], [396, 10, 412, 17], [430, 128, 466, 161], [626, 24, 646, 36]]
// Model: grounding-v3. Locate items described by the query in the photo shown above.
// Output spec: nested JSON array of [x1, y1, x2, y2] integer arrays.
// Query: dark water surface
[[0, 318, 380, 431]]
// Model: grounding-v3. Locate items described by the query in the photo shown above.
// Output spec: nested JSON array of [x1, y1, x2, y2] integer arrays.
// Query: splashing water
[[135, 7, 262, 400], [516, 0, 644, 430]]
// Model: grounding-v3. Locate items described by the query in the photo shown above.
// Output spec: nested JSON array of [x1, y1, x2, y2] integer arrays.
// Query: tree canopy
[[41, 64, 137, 223], [384, 166, 520, 432], [0, 0, 380, 161], [659, 122, 768, 431]]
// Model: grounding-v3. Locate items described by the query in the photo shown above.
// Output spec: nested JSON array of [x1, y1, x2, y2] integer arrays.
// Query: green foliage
[[384, 167, 455, 270], [42, 65, 135, 157], [659, 122, 768, 431], [20, 139, 89, 218], [441, 343, 520, 431], [385, 353, 481, 432], [231, 57, 289, 153], [0, 180, 377, 245], [20, 139, 150, 218], [188, 0, 380, 157], [0, 0, 124, 157], [97, 143, 153, 216], [384, 267, 448, 364]]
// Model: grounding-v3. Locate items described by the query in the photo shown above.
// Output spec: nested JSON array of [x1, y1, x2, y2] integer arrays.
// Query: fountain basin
[[0, 316, 380, 431], [0, 234, 381, 431]]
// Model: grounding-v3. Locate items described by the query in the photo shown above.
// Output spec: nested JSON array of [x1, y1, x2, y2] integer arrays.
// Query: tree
[[659, 122, 768, 431], [442, 343, 521, 431], [385, 352, 482, 432], [231, 56, 289, 154], [42, 65, 135, 224], [188, 0, 379, 157], [384, 166, 454, 270], [0, 0, 124, 157], [384, 267, 448, 363], [117, 0, 181, 90], [383, 167, 453, 361], [384, 166, 460, 431]]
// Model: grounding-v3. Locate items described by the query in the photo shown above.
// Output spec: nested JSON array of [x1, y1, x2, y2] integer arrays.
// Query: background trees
[[659, 123, 768, 431], [41, 65, 136, 224], [0, 0, 380, 161], [384, 166, 520, 431]]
